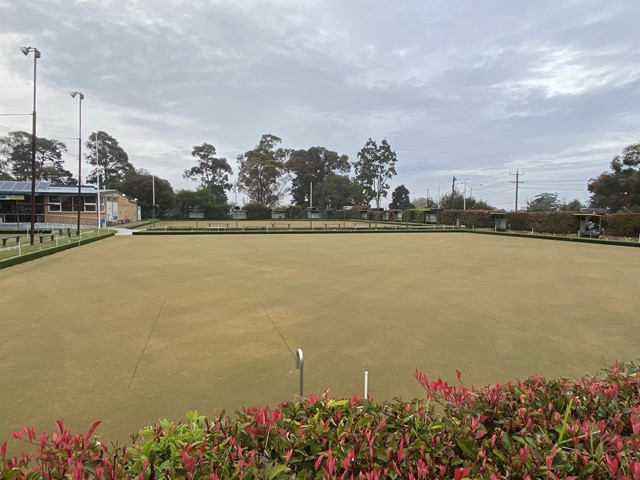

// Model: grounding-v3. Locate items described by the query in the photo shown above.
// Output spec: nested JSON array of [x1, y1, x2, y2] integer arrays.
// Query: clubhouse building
[[0, 181, 139, 229]]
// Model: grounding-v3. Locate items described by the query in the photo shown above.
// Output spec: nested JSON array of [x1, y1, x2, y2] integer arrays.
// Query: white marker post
[[296, 349, 304, 398], [364, 371, 369, 399]]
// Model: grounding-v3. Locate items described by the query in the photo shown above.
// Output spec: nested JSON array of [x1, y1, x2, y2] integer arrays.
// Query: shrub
[[605, 213, 640, 237], [438, 210, 494, 228], [3, 362, 640, 479], [244, 203, 271, 220]]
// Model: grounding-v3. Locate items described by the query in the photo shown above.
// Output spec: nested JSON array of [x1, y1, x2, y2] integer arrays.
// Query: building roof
[[0, 181, 98, 195]]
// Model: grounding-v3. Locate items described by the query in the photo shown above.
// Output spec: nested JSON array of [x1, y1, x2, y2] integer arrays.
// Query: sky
[[1, 0, 639, 210]]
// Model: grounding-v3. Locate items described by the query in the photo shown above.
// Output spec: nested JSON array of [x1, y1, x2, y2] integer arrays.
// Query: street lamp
[[70, 91, 84, 234], [20, 46, 41, 245]]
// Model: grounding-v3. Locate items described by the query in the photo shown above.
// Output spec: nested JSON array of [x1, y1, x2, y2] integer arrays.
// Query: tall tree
[[115, 168, 175, 218], [174, 188, 228, 220], [439, 191, 495, 210], [237, 134, 289, 207], [84, 131, 134, 188], [183, 143, 233, 202], [559, 199, 583, 211], [353, 138, 398, 208], [287, 146, 350, 207], [320, 173, 356, 210], [0, 131, 75, 184], [527, 192, 561, 212], [588, 143, 640, 212], [389, 185, 413, 209]]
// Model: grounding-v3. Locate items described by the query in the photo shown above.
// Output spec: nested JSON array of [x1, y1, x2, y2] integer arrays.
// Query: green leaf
[[267, 463, 289, 479], [456, 438, 478, 459], [579, 462, 597, 478]]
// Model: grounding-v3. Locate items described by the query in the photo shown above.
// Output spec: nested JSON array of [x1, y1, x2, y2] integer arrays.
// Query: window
[[48, 195, 61, 212]]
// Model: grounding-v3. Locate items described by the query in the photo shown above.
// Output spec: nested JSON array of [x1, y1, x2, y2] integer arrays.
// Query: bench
[[323, 224, 342, 228], [38, 233, 55, 243], [56, 227, 73, 236], [1, 235, 21, 247], [207, 223, 228, 230]]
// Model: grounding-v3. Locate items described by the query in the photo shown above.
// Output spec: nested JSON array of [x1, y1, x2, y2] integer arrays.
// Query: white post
[[96, 135, 101, 229], [296, 349, 304, 398], [463, 179, 467, 210], [364, 371, 369, 399]]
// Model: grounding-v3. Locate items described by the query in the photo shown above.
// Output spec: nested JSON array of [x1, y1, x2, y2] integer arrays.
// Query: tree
[[0, 131, 75, 184], [319, 173, 356, 210], [287, 146, 350, 208], [559, 199, 583, 211], [353, 138, 398, 208], [389, 185, 413, 209], [588, 143, 640, 212], [183, 143, 233, 203], [237, 134, 289, 207], [527, 192, 561, 212], [173, 188, 228, 220], [84, 131, 134, 188], [439, 191, 495, 210], [115, 169, 175, 218]]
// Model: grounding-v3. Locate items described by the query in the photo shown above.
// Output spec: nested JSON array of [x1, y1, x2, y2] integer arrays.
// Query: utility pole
[[509, 169, 524, 211], [463, 179, 468, 211], [451, 176, 457, 209]]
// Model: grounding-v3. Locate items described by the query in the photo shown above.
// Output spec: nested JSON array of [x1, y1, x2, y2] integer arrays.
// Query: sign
[[0, 195, 25, 200], [189, 210, 205, 219]]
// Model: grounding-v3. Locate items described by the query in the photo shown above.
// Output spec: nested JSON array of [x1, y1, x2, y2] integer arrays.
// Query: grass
[[0, 233, 638, 444]]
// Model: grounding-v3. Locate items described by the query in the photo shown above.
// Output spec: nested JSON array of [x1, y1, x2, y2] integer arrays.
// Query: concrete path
[[113, 227, 134, 236]]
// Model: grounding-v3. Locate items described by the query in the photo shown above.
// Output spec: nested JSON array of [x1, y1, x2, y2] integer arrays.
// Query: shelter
[[230, 207, 247, 220], [382, 209, 402, 222], [574, 212, 604, 238], [424, 208, 442, 224], [490, 211, 507, 231], [271, 209, 286, 219]]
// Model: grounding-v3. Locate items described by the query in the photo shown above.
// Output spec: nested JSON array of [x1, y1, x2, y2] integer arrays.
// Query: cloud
[[0, 0, 638, 206]]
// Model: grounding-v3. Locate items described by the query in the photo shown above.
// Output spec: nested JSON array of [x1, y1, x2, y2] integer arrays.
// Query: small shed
[[231, 207, 247, 220], [574, 212, 603, 238], [271, 209, 286, 219], [306, 208, 324, 219], [368, 208, 384, 221], [382, 209, 402, 222], [424, 208, 441, 224], [490, 211, 507, 231]]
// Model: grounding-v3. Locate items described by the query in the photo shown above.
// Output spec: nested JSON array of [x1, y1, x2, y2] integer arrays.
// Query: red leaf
[[84, 421, 101, 441], [0, 441, 6, 457]]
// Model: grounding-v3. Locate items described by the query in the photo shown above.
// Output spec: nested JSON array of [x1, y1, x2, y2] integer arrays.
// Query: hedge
[[3, 362, 640, 479], [605, 213, 640, 237]]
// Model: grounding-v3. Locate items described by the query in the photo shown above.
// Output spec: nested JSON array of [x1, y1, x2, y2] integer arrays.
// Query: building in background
[[0, 181, 138, 228]]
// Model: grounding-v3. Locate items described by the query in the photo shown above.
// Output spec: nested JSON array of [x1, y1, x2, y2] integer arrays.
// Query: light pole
[[20, 46, 41, 245], [70, 91, 84, 234]]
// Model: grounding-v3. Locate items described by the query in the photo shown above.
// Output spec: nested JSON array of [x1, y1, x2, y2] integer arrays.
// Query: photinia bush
[[2, 362, 639, 479]]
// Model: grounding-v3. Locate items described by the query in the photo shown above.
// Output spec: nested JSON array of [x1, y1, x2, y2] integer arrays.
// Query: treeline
[[2, 130, 638, 218]]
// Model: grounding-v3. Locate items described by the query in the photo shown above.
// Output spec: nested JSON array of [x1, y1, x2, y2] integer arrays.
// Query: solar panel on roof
[[0, 181, 51, 193]]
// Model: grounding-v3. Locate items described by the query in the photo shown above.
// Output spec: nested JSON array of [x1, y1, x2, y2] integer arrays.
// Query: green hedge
[[605, 213, 640, 237], [244, 203, 272, 220], [437, 210, 494, 228]]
